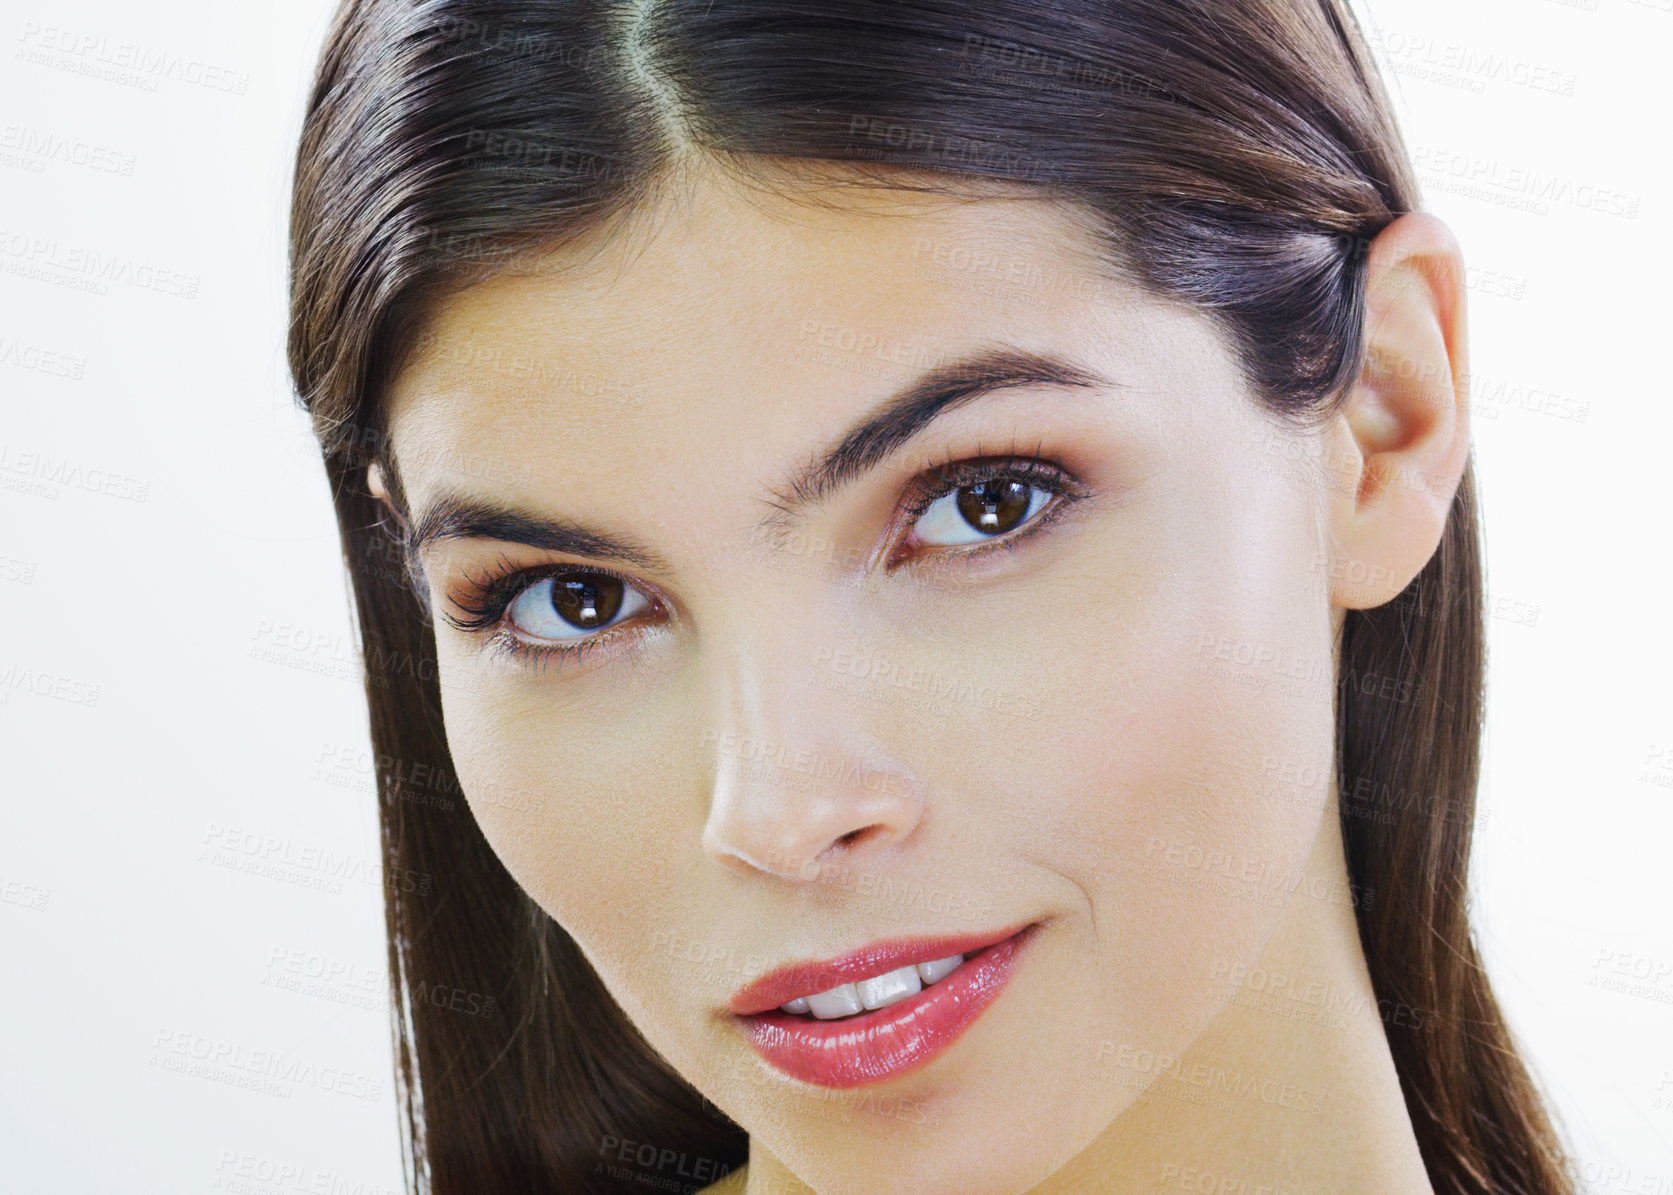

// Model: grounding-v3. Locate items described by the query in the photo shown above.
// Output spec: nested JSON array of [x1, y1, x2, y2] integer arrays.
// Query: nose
[[699, 635, 923, 882]]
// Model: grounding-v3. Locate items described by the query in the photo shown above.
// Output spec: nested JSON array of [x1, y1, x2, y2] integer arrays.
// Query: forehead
[[382, 169, 1147, 503]]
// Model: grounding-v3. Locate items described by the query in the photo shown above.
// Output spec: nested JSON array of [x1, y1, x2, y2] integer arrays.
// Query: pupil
[[551, 575, 623, 629], [957, 479, 1031, 534]]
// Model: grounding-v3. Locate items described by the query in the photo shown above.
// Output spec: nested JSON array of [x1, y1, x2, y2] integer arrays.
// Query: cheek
[[943, 471, 1336, 1043], [436, 646, 684, 961]]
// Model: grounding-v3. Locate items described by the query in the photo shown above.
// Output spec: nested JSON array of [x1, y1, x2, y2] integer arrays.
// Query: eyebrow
[[407, 344, 1113, 568]]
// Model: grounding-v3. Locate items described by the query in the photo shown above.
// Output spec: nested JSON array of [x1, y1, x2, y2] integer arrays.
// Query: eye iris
[[551, 574, 624, 629], [956, 479, 1032, 535]]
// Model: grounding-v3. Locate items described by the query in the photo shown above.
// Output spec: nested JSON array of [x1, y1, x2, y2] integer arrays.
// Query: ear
[[366, 460, 412, 536], [367, 459, 431, 609], [1322, 212, 1471, 610]]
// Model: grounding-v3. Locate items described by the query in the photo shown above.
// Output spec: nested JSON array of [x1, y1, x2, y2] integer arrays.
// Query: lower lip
[[733, 923, 1040, 1089]]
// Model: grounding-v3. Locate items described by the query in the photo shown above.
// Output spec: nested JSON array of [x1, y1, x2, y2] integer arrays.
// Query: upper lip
[[727, 920, 1037, 1016]]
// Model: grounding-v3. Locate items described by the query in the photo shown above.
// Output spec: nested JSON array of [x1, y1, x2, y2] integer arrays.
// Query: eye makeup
[[885, 446, 1090, 570], [441, 554, 658, 674], [437, 447, 1094, 673]]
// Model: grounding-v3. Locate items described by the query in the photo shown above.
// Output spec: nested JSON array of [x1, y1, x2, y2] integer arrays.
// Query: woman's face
[[382, 165, 1345, 1193]]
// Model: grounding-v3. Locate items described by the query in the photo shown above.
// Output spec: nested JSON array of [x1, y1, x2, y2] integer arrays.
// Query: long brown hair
[[287, 1, 1575, 1191]]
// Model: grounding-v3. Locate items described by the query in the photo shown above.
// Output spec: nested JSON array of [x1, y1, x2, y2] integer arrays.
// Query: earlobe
[[1322, 212, 1471, 610], [366, 459, 412, 537]]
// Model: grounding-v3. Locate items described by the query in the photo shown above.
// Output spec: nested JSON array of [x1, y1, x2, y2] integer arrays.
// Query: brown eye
[[957, 479, 1034, 535], [913, 477, 1053, 547], [506, 573, 648, 641]]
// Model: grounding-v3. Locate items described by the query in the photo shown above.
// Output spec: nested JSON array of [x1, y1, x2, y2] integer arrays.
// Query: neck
[[744, 789, 1434, 1194]]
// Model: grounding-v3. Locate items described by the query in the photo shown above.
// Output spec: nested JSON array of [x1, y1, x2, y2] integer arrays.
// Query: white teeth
[[917, 954, 963, 984], [804, 983, 863, 1019], [779, 953, 967, 1017], [856, 965, 921, 1010]]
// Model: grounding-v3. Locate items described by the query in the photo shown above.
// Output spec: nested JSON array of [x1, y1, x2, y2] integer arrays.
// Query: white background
[[1, 1, 1669, 1191]]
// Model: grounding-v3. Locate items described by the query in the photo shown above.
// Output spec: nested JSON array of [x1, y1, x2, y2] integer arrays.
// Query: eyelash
[[892, 447, 1086, 567], [442, 449, 1090, 671]]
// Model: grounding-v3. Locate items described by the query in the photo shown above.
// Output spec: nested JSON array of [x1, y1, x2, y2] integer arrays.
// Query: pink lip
[[727, 920, 1037, 1016], [729, 921, 1042, 1089]]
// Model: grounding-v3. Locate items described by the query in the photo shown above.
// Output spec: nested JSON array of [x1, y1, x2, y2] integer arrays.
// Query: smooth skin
[[371, 156, 1465, 1195]]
